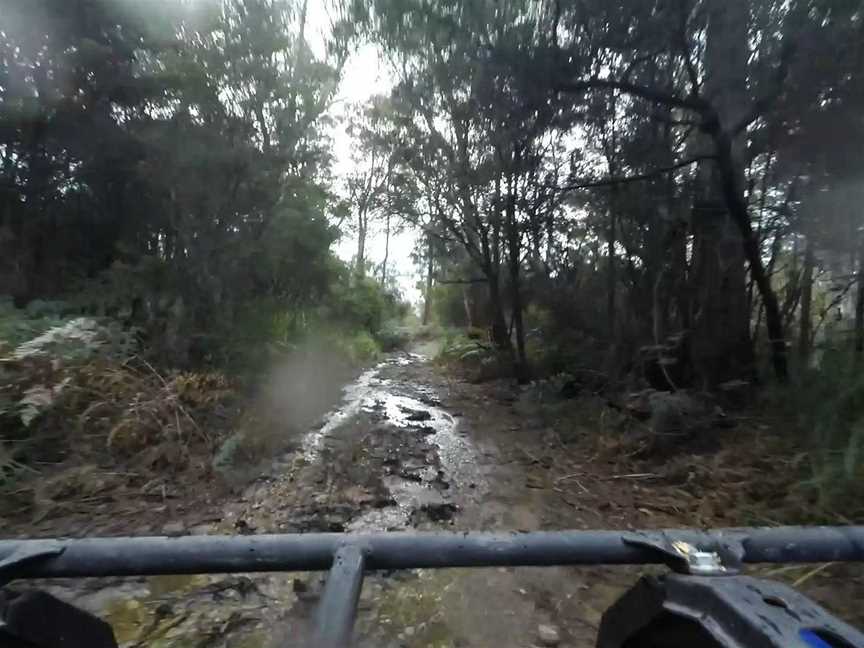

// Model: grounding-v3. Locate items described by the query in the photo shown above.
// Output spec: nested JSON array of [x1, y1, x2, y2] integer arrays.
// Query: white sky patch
[[306, 4, 421, 306]]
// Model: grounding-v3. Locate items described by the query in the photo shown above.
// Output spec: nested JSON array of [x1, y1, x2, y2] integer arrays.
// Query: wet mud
[[15, 348, 862, 647]]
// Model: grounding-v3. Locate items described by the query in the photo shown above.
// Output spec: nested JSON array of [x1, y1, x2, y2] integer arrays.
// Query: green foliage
[[437, 330, 492, 363], [430, 283, 470, 328], [523, 305, 606, 379], [212, 432, 253, 473], [1, 0, 349, 369], [215, 262, 408, 372], [1, 312, 237, 511], [0, 302, 141, 430], [414, 322, 444, 341], [325, 277, 392, 335], [0, 298, 71, 349], [376, 322, 413, 352], [767, 350, 864, 518], [331, 330, 382, 365], [0, 444, 36, 492], [12, 318, 138, 364]]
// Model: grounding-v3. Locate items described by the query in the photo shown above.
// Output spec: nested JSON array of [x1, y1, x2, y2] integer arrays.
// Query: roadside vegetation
[[0, 1, 413, 520], [378, 0, 864, 523], [2, 0, 863, 529]]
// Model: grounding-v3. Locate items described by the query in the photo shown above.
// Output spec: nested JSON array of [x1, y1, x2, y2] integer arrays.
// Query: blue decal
[[801, 629, 835, 648]]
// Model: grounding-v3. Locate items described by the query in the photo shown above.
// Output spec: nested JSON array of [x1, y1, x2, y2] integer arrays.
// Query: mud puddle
[[26, 350, 490, 647]]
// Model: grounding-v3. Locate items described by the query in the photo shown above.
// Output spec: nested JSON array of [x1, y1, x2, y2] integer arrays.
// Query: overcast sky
[[306, 4, 422, 305]]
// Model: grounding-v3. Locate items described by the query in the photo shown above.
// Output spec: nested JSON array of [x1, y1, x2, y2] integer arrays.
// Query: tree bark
[[506, 185, 529, 383], [855, 238, 864, 363], [671, 224, 690, 331], [607, 206, 616, 333], [798, 238, 814, 364], [380, 212, 391, 286], [653, 266, 668, 344], [422, 235, 434, 325], [463, 286, 474, 328], [711, 127, 788, 381], [355, 210, 367, 278], [487, 272, 511, 351], [545, 211, 555, 271], [689, 0, 759, 386]]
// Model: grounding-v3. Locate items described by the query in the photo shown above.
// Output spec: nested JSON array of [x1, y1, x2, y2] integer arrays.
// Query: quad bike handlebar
[[0, 526, 862, 647]]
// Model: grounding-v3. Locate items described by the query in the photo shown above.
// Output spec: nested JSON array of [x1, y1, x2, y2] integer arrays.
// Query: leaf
[[19, 385, 55, 427], [17, 378, 70, 427]]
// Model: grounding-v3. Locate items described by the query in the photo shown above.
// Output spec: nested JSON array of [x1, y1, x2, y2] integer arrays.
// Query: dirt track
[[11, 347, 864, 647]]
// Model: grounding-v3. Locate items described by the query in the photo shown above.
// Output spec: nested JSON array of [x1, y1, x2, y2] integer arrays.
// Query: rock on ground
[[537, 623, 561, 646]]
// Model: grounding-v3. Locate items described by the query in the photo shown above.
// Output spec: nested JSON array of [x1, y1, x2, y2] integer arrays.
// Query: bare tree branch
[[731, 41, 796, 135], [675, 0, 702, 95], [556, 77, 709, 112], [434, 276, 488, 285], [553, 154, 712, 192]]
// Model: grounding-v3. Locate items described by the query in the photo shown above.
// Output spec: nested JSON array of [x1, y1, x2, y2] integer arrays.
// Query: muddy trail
[[14, 347, 864, 647]]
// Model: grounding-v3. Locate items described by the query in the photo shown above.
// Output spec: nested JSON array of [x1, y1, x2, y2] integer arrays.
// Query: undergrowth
[[512, 338, 864, 525], [0, 311, 240, 518], [762, 350, 864, 521]]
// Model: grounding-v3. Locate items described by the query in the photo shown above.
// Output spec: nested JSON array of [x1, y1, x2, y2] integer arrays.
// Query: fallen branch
[[554, 473, 591, 494]]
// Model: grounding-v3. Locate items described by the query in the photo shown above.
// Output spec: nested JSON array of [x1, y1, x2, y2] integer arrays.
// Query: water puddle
[[32, 351, 487, 647], [308, 354, 486, 532], [300, 353, 485, 516], [301, 361, 388, 459]]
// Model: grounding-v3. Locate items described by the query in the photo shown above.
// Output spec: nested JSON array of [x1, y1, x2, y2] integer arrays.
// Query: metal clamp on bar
[[622, 530, 746, 575]]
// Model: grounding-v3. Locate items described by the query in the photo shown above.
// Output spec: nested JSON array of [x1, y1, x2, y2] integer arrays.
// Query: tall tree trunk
[[463, 286, 474, 328], [712, 127, 787, 381], [855, 238, 864, 364], [653, 267, 668, 344], [288, 0, 309, 126], [798, 238, 815, 364], [380, 212, 391, 286], [672, 225, 690, 331], [607, 206, 616, 333], [506, 186, 529, 383], [422, 235, 434, 325], [487, 272, 510, 351], [355, 211, 367, 278], [605, 98, 620, 336], [690, 0, 757, 386], [755, 226, 785, 345]]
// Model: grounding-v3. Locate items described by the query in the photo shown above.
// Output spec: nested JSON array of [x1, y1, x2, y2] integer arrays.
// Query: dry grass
[[0, 355, 239, 519], [532, 392, 840, 527]]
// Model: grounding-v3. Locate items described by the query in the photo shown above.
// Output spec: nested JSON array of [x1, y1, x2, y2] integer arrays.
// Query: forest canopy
[[0, 0, 395, 367], [1, 0, 864, 512]]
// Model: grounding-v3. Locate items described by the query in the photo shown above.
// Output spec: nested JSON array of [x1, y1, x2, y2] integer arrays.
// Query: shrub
[[212, 432, 253, 472], [0, 297, 72, 349], [414, 323, 443, 340], [334, 330, 381, 365], [437, 329, 495, 368], [376, 322, 412, 352], [766, 350, 864, 518], [0, 312, 237, 514]]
